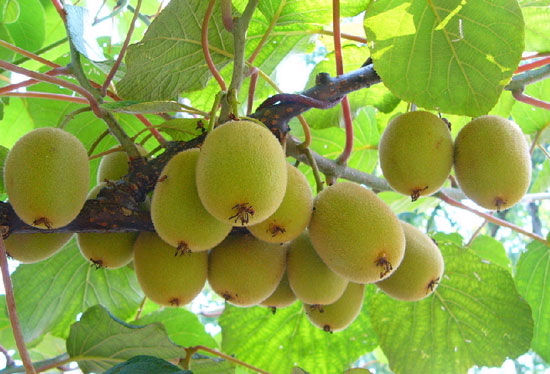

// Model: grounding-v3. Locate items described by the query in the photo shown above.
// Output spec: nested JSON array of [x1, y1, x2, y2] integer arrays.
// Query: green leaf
[[369, 233, 533, 374], [515, 241, 550, 362], [67, 305, 183, 373], [189, 354, 236, 373], [468, 235, 512, 272], [364, 0, 524, 116], [12, 240, 143, 344], [220, 295, 378, 374], [159, 118, 206, 142], [378, 191, 440, 215], [4, 0, 44, 52], [64, 4, 107, 61], [101, 101, 185, 114], [532, 161, 550, 194], [104, 355, 190, 374], [301, 45, 400, 129], [0, 144, 8, 194], [134, 309, 218, 349], [511, 77, 550, 134], [523, 7, 550, 52], [117, 0, 233, 100]]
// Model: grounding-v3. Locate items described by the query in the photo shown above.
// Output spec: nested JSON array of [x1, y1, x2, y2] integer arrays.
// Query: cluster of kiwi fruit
[[1, 111, 530, 333]]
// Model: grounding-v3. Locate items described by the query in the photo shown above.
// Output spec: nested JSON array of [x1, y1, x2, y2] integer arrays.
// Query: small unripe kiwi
[[309, 182, 405, 283], [260, 271, 296, 309], [248, 164, 313, 243], [286, 231, 348, 305], [454, 115, 531, 210], [4, 232, 72, 263], [97, 144, 147, 183], [376, 222, 444, 301], [151, 149, 231, 253], [196, 120, 287, 226], [133, 232, 207, 307], [77, 183, 137, 269], [208, 233, 286, 307], [379, 111, 453, 200], [305, 282, 365, 332], [4, 128, 89, 229]]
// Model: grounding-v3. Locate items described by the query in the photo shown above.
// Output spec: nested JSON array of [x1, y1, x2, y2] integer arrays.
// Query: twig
[[0, 40, 60, 69], [506, 64, 550, 91], [202, 0, 227, 91], [191, 346, 269, 374], [247, 0, 286, 64], [538, 144, 550, 160], [0, 92, 89, 105], [220, 0, 260, 122], [221, 0, 234, 31], [59, 107, 92, 129], [247, 68, 259, 115], [127, 4, 151, 25], [515, 56, 550, 73], [0, 238, 37, 374], [530, 129, 543, 154], [438, 193, 549, 245], [0, 61, 102, 115], [0, 38, 67, 75], [0, 66, 70, 95], [332, 0, 353, 166], [88, 130, 111, 156], [134, 297, 147, 320], [465, 220, 487, 247], [101, 0, 142, 96], [512, 89, 550, 110]]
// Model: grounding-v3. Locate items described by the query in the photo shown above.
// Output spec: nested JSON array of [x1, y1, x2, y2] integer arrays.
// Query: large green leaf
[[301, 45, 400, 130], [220, 293, 378, 374], [4, 0, 45, 52], [12, 240, 143, 344], [511, 77, 550, 134], [369, 233, 533, 374], [67, 305, 183, 373], [523, 7, 550, 52], [104, 356, 190, 374], [515, 241, 550, 362], [0, 295, 16, 350], [117, 0, 233, 100], [134, 309, 218, 349], [364, 0, 524, 116]]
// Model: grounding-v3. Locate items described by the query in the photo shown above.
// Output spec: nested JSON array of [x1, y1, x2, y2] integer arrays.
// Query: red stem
[[101, 0, 142, 96], [332, 0, 353, 165], [247, 68, 259, 115], [512, 89, 550, 110], [0, 60, 102, 115], [438, 193, 549, 245], [50, 0, 66, 21], [0, 238, 37, 374], [221, 0, 234, 31], [0, 40, 61, 69], [192, 346, 269, 374], [202, 0, 227, 91], [1, 91, 89, 104], [515, 56, 550, 74], [0, 67, 69, 95], [135, 114, 166, 144]]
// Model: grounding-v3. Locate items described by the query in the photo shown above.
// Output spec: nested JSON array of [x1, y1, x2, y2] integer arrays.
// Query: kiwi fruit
[[3, 128, 89, 229], [260, 271, 296, 309], [76, 183, 137, 269], [379, 111, 453, 200], [151, 149, 231, 253], [376, 222, 444, 301], [286, 231, 348, 305], [196, 120, 287, 227], [248, 164, 313, 243], [97, 144, 147, 183], [305, 282, 365, 332], [308, 182, 405, 283], [4, 232, 72, 263], [208, 233, 286, 307], [133, 232, 207, 307], [454, 115, 531, 210]]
